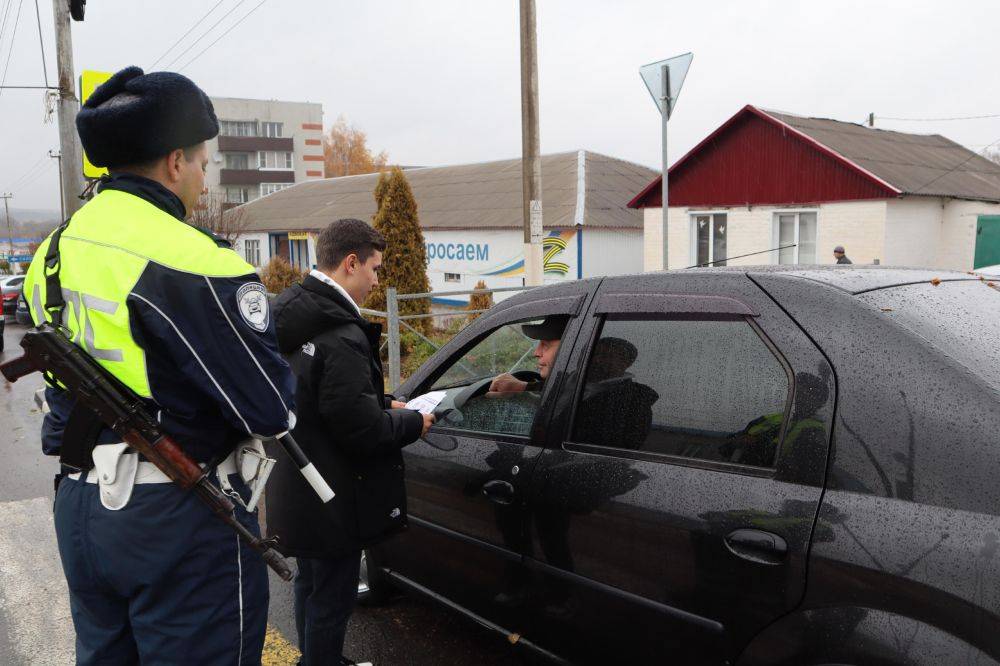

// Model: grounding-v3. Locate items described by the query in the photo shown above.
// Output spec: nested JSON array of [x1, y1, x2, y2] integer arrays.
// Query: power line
[[912, 134, 1000, 194], [0, 0, 25, 102], [32, 0, 45, 86], [877, 113, 1000, 122], [4, 153, 48, 191], [148, 0, 226, 70], [178, 0, 268, 73], [163, 0, 249, 70], [0, 0, 15, 64]]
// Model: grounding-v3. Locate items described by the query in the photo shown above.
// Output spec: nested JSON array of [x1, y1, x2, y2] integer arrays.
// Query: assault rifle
[[1, 323, 294, 581]]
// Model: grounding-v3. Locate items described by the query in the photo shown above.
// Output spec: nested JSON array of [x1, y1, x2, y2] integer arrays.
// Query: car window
[[430, 318, 551, 437], [570, 317, 790, 467]]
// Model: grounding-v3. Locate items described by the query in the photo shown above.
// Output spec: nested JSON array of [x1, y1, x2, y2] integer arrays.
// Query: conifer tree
[[366, 167, 431, 333], [466, 280, 493, 322]]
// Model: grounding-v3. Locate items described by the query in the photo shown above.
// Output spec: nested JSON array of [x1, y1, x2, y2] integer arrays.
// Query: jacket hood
[[273, 275, 363, 352]]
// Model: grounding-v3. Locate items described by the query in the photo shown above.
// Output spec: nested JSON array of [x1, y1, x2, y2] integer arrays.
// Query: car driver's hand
[[421, 412, 436, 436], [488, 373, 528, 395]]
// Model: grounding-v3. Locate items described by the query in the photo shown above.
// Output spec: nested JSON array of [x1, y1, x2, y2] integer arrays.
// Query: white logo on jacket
[[237, 282, 269, 332], [302, 342, 315, 356]]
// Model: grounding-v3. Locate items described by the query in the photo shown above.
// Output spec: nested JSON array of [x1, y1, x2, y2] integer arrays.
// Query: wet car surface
[[362, 266, 1000, 665]]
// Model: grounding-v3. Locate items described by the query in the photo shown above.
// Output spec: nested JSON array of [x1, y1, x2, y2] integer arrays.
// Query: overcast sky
[[2, 0, 999, 212]]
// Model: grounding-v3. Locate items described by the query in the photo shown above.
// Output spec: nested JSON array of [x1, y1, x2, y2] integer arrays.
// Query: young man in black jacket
[[267, 218, 434, 665]]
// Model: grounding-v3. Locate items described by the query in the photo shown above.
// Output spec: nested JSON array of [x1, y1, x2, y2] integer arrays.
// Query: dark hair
[[316, 218, 386, 270], [111, 142, 204, 177]]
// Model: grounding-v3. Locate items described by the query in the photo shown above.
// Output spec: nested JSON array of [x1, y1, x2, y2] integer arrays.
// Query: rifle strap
[[43, 218, 71, 328]]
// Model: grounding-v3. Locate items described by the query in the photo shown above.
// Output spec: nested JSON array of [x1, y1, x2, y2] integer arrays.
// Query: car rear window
[[858, 280, 1000, 388]]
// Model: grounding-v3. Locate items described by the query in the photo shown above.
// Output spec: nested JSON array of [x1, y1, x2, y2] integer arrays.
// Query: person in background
[[834, 245, 853, 264], [267, 218, 434, 666]]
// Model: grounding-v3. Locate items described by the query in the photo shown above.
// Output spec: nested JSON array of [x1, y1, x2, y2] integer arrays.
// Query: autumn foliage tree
[[466, 280, 493, 322], [323, 116, 389, 178], [260, 256, 305, 295], [365, 167, 431, 333]]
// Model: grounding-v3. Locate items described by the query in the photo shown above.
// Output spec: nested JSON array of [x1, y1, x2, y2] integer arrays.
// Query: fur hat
[[76, 66, 219, 168]]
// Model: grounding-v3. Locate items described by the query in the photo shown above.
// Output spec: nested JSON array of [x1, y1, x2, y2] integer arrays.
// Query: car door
[[374, 286, 591, 633], [522, 272, 835, 664]]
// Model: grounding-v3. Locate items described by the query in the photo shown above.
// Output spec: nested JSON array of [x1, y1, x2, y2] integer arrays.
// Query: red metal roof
[[628, 105, 901, 208]]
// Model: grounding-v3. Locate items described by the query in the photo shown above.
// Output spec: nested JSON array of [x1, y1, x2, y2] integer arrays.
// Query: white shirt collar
[[309, 269, 361, 316]]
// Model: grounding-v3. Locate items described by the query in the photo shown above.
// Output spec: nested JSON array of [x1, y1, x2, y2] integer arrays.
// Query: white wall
[[234, 232, 269, 270], [580, 228, 643, 278], [940, 199, 1000, 270], [643, 200, 888, 269], [883, 196, 943, 268]]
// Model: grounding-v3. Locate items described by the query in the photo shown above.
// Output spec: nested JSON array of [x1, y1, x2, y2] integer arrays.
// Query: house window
[[444, 273, 461, 283], [261, 122, 283, 138], [220, 120, 257, 137], [225, 187, 251, 204], [691, 213, 727, 267], [244, 239, 261, 267], [774, 212, 817, 264], [257, 151, 294, 170], [224, 153, 251, 170], [260, 183, 292, 197]]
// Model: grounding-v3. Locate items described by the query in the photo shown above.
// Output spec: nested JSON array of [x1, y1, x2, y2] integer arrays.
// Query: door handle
[[481, 480, 515, 505], [724, 528, 788, 565]]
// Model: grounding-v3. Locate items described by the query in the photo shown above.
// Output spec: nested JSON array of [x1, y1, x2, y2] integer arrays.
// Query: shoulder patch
[[236, 282, 269, 332], [302, 342, 315, 356]]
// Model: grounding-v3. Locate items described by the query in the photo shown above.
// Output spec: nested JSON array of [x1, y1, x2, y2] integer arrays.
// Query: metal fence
[[362, 285, 535, 391]]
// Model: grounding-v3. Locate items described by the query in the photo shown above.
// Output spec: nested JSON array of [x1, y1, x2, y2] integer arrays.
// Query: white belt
[[67, 448, 241, 484], [65, 442, 266, 512]]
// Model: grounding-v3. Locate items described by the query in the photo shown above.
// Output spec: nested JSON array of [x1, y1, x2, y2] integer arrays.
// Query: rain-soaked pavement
[[0, 322, 526, 665]]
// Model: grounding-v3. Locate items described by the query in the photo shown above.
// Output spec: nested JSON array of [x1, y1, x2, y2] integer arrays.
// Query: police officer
[[23, 66, 295, 664]]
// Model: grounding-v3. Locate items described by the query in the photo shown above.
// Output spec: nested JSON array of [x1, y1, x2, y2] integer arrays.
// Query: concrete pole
[[660, 64, 670, 271], [386, 287, 401, 392], [49, 151, 65, 220], [2, 193, 13, 257], [52, 0, 84, 217], [519, 0, 544, 286]]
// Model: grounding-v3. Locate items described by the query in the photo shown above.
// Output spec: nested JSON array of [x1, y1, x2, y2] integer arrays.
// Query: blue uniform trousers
[[53, 473, 268, 665]]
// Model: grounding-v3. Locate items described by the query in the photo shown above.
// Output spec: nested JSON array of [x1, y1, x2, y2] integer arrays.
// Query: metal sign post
[[640, 53, 692, 271]]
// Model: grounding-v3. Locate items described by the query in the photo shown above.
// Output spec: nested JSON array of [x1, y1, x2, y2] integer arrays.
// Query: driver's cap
[[521, 315, 569, 341]]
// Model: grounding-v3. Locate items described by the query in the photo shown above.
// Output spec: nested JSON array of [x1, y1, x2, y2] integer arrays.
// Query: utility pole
[[2, 193, 13, 259], [868, 112, 875, 127], [52, 0, 85, 217], [519, 0, 544, 286], [49, 150, 65, 220]]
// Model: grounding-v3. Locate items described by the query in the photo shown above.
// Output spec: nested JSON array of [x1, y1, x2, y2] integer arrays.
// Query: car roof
[[669, 265, 979, 295]]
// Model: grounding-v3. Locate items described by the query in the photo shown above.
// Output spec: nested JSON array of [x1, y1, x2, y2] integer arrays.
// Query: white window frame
[[224, 152, 252, 170], [244, 239, 261, 267], [688, 211, 729, 267], [225, 187, 251, 204], [261, 121, 283, 138], [220, 120, 258, 137], [260, 183, 292, 197], [257, 150, 294, 171], [770, 210, 819, 265], [444, 272, 461, 283]]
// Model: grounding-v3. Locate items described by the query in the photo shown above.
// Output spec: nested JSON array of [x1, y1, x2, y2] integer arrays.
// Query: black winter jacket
[[264, 275, 424, 557]]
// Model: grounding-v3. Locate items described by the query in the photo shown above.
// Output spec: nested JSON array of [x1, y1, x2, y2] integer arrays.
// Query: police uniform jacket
[[24, 174, 295, 463], [265, 275, 424, 558]]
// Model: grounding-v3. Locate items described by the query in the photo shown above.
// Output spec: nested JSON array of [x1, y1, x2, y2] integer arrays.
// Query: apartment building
[[206, 97, 325, 209]]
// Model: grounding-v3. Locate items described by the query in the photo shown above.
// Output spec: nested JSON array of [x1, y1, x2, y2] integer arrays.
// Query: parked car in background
[[356, 266, 1000, 665], [15, 293, 31, 326], [0, 310, 5, 352], [1, 275, 25, 315]]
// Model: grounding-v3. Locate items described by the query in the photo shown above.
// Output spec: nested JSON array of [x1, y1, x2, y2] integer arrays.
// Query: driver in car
[[488, 315, 569, 395]]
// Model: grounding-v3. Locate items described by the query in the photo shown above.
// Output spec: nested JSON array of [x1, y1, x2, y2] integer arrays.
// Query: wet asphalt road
[[0, 321, 527, 665]]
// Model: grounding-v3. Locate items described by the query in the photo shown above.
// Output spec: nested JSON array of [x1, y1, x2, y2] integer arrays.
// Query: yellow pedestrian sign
[[80, 70, 113, 178]]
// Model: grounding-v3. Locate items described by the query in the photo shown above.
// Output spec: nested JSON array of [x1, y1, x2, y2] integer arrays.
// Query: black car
[[364, 266, 1000, 665]]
